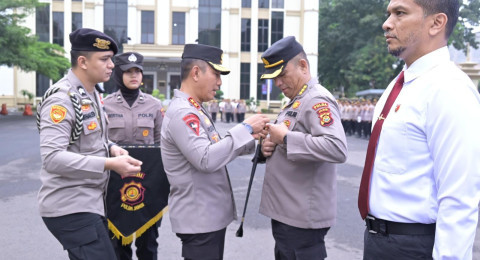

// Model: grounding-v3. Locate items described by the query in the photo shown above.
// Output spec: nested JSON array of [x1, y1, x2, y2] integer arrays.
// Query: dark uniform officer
[[259, 36, 348, 260], [104, 52, 164, 260], [160, 44, 269, 260], [37, 28, 142, 260]]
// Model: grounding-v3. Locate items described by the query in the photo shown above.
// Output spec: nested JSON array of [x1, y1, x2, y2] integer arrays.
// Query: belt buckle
[[366, 215, 377, 234]]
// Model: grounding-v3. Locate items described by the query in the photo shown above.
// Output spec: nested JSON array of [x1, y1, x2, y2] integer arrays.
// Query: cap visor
[[208, 62, 230, 75], [260, 66, 284, 79], [119, 63, 143, 72]]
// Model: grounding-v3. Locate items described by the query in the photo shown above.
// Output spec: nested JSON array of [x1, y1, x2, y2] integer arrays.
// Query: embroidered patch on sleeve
[[183, 114, 200, 136], [50, 105, 67, 124], [320, 114, 334, 127], [312, 102, 329, 110]]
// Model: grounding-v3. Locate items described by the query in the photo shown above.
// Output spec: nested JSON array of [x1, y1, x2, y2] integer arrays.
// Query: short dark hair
[[414, 0, 459, 38], [70, 50, 93, 67], [180, 58, 207, 82], [290, 51, 310, 68]]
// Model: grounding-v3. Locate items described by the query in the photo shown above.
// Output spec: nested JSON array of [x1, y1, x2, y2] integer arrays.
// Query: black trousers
[[363, 228, 435, 260], [226, 112, 233, 123], [271, 219, 329, 260], [42, 212, 116, 260], [176, 228, 226, 260], [211, 112, 217, 123], [111, 219, 161, 260]]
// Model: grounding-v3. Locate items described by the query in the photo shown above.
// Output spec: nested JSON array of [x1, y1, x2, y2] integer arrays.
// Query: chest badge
[[87, 121, 97, 130], [50, 105, 67, 124], [292, 101, 301, 109], [283, 120, 291, 128], [142, 130, 149, 137], [81, 104, 90, 111]]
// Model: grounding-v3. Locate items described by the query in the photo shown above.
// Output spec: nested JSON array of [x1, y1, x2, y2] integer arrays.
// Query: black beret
[[182, 44, 230, 75], [69, 28, 118, 54], [114, 52, 143, 71], [260, 36, 304, 79]]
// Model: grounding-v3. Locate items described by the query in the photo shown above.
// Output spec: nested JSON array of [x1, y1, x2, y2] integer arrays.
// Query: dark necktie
[[358, 71, 405, 219]]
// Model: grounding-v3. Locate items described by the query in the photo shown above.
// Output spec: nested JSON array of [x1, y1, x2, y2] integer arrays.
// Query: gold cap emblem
[[93, 38, 111, 50]]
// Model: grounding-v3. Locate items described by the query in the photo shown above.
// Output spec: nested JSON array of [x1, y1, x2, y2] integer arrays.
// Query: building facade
[[0, 0, 319, 107]]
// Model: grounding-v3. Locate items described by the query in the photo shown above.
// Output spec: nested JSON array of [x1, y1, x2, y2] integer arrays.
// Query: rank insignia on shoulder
[[283, 120, 291, 128], [143, 130, 149, 137], [183, 114, 200, 136], [188, 97, 200, 110], [87, 121, 97, 130], [320, 114, 334, 127], [312, 102, 329, 110], [50, 105, 67, 124], [292, 101, 301, 109]]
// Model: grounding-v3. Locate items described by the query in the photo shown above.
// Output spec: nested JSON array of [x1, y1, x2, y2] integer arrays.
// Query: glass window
[[271, 12, 283, 45], [36, 4, 50, 42], [141, 11, 154, 44], [104, 0, 128, 54], [198, 0, 221, 47], [241, 0, 251, 8], [53, 12, 64, 46], [240, 63, 250, 99], [272, 0, 284, 8], [241, 19, 251, 52], [72, 12, 83, 31], [258, 19, 269, 52], [172, 12, 185, 45], [258, 0, 269, 8]]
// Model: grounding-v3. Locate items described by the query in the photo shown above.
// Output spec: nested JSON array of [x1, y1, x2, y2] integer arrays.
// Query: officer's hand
[[105, 155, 143, 178], [253, 127, 269, 140], [266, 123, 288, 145], [261, 137, 276, 157], [243, 114, 270, 134], [110, 145, 129, 157]]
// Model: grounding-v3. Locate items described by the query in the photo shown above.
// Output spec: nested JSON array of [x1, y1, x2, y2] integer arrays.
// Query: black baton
[[236, 138, 263, 237]]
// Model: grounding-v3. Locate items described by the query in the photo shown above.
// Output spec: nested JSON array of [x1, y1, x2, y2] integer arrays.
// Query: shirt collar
[[404, 46, 450, 83]]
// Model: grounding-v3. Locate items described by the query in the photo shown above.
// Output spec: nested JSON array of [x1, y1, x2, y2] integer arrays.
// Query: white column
[[303, 0, 318, 78], [93, 1, 104, 31], [64, 0, 72, 53], [250, 0, 259, 101]]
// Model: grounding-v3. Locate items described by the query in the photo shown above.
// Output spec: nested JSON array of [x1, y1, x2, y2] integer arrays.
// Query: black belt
[[366, 215, 436, 235]]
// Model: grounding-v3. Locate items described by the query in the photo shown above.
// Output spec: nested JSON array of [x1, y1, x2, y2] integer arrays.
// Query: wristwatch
[[241, 122, 253, 134], [283, 134, 287, 144]]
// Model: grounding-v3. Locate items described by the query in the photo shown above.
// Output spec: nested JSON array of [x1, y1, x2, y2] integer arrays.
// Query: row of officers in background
[[206, 99, 248, 123], [338, 98, 376, 139]]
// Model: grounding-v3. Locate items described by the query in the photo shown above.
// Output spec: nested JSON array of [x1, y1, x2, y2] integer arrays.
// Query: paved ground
[[1, 113, 480, 259]]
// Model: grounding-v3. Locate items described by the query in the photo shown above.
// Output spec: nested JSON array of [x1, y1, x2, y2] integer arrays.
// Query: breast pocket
[[136, 118, 154, 144], [375, 117, 407, 174], [80, 118, 102, 153], [107, 118, 126, 143]]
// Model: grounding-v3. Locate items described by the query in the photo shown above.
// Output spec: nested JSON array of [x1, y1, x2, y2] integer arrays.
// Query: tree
[[0, 0, 70, 81], [318, 0, 480, 96]]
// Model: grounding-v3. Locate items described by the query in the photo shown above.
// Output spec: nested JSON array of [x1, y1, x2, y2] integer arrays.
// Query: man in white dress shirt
[[359, 0, 480, 259]]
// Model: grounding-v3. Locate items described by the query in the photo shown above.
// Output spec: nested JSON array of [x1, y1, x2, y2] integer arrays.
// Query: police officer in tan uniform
[[259, 36, 348, 260], [37, 28, 142, 260], [104, 52, 164, 260], [160, 44, 270, 260]]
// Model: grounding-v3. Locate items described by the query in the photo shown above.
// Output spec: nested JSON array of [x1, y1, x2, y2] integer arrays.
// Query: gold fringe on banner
[[108, 206, 169, 246]]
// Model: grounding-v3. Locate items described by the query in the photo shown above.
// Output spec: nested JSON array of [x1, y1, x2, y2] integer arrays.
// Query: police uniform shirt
[[38, 69, 110, 217], [370, 47, 480, 259], [104, 90, 163, 144], [160, 89, 255, 234], [259, 78, 347, 229]]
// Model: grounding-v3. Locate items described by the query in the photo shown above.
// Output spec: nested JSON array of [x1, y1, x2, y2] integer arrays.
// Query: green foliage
[[0, 0, 70, 81], [215, 90, 224, 100], [20, 89, 34, 103], [318, 0, 480, 96], [151, 89, 160, 98]]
